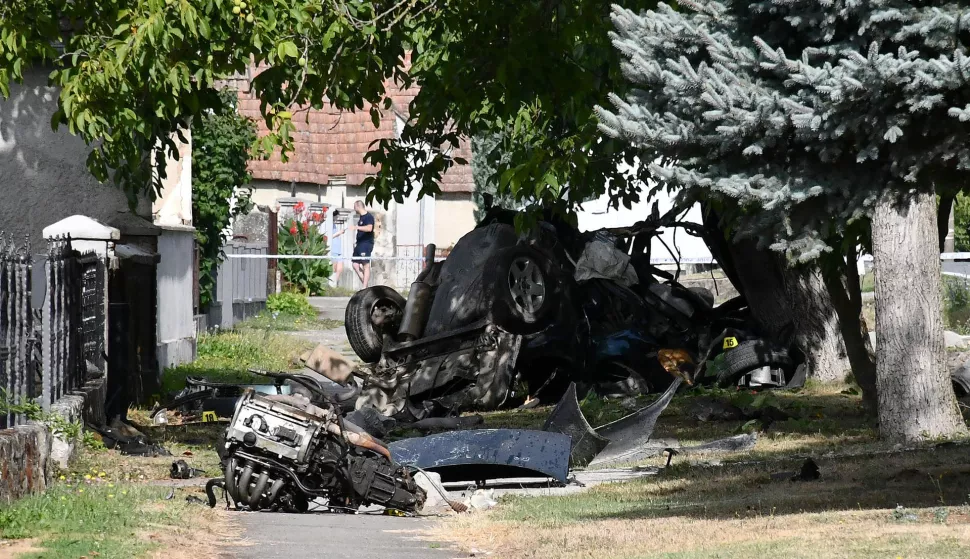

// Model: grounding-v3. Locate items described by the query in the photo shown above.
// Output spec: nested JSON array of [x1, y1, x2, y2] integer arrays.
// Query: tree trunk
[[821, 249, 877, 408], [872, 191, 967, 442], [701, 205, 851, 384], [939, 191, 955, 252]]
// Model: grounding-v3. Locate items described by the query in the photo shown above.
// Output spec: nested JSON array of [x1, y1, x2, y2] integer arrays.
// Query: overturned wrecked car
[[345, 207, 799, 423]]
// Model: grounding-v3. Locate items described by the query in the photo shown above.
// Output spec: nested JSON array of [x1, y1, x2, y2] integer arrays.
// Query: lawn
[[436, 382, 970, 559], [160, 325, 315, 395], [0, 446, 229, 559], [238, 311, 342, 332]]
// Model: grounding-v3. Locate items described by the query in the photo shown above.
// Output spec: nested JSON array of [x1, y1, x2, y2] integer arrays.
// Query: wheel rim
[[508, 256, 545, 315]]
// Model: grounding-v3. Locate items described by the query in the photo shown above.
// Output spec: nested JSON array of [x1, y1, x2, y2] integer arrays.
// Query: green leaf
[[281, 41, 299, 58]]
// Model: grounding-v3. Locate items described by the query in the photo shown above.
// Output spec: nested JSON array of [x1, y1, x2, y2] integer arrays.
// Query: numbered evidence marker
[[722, 337, 739, 350], [202, 411, 217, 422]]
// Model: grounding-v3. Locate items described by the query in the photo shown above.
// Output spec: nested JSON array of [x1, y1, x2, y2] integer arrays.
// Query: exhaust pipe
[[250, 471, 270, 510], [237, 464, 255, 504]]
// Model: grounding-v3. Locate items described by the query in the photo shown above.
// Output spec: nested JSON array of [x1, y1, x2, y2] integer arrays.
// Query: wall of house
[[152, 131, 193, 227], [0, 67, 151, 253], [156, 226, 197, 371], [433, 194, 476, 249]]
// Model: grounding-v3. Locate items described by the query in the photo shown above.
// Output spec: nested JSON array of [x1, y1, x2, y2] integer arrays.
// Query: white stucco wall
[[433, 195, 476, 249], [0, 67, 151, 252], [152, 131, 193, 227], [156, 227, 197, 370]]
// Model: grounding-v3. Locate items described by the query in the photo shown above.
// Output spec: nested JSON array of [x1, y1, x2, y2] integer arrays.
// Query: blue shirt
[[356, 212, 375, 247]]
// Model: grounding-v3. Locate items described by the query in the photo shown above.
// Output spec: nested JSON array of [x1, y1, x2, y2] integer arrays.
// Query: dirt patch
[[142, 507, 239, 559], [0, 539, 42, 558]]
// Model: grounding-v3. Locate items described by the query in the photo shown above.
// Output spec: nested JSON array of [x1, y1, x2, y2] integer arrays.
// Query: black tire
[[345, 286, 406, 363], [717, 340, 792, 388], [484, 245, 560, 334]]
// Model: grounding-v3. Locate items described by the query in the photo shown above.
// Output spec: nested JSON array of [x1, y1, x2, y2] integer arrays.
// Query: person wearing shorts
[[333, 201, 375, 287]]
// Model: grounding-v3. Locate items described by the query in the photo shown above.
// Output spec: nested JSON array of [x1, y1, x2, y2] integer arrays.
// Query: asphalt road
[[236, 512, 456, 559]]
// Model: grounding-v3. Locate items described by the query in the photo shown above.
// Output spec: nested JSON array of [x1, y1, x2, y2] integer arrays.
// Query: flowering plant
[[279, 203, 331, 295]]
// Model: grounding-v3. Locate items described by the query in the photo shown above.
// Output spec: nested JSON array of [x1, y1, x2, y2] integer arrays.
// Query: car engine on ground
[[215, 380, 425, 514]]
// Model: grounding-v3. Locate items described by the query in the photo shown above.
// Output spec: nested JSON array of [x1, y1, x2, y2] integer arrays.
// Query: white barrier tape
[[861, 253, 970, 261], [226, 253, 720, 265], [225, 254, 446, 262]]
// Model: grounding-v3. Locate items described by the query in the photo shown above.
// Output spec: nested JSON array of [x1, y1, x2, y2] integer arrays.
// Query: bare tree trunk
[[938, 191, 955, 252], [872, 191, 967, 442], [822, 248, 877, 408], [701, 205, 851, 384]]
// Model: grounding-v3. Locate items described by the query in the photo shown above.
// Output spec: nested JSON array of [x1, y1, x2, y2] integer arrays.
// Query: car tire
[[345, 286, 406, 363], [485, 245, 559, 334], [951, 363, 970, 408], [717, 340, 793, 388]]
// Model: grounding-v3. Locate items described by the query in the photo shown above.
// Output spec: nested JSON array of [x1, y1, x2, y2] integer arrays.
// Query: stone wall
[[233, 206, 271, 243], [0, 425, 52, 505]]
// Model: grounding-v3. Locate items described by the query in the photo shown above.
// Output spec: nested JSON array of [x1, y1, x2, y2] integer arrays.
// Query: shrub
[[267, 291, 317, 318], [279, 202, 332, 295]]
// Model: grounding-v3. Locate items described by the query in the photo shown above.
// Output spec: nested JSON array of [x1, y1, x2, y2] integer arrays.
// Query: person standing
[[333, 201, 375, 287], [329, 210, 344, 285]]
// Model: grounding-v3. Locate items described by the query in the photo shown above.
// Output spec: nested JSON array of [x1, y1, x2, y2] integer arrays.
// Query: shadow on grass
[[487, 384, 970, 525], [517, 443, 970, 525]]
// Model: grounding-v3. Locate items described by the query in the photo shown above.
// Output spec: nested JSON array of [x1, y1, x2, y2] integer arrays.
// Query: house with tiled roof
[[226, 67, 477, 288]]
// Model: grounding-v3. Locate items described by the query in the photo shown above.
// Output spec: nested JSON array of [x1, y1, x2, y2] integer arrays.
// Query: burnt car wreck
[[195, 207, 808, 516], [344, 205, 799, 424]]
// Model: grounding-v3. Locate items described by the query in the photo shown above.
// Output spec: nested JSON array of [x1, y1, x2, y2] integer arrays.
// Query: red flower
[[289, 224, 298, 235], [294, 201, 305, 213], [323, 235, 328, 243], [311, 212, 322, 222], [302, 221, 309, 233], [322, 206, 329, 214]]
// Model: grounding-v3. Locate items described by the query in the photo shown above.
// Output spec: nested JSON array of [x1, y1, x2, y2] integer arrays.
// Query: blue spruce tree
[[598, 0, 970, 441]]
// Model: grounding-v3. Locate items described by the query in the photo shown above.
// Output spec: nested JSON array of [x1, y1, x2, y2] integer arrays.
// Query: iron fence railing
[[0, 235, 106, 428], [41, 237, 84, 410], [78, 252, 106, 374], [0, 237, 33, 429]]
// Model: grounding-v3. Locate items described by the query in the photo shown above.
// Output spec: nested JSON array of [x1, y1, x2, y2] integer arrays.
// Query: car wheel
[[716, 340, 793, 388], [345, 286, 406, 363], [485, 246, 559, 334]]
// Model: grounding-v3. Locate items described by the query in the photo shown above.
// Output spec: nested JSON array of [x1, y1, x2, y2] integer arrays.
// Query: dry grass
[[434, 383, 970, 558], [438, 508, 970, 559]]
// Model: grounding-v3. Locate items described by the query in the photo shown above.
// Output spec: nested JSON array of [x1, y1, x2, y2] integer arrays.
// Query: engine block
[[226, 391, 323, 462]]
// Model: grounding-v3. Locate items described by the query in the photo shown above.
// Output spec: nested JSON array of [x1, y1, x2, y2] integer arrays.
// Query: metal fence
[[0, 237, 34, 428], [206, 242, 269, 330], [0, 235, 104, 428], [41, 237, 84, 410], [78, 252, 106, 374]]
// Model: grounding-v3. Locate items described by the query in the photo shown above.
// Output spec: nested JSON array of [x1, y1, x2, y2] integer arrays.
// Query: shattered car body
[[346, 207, 797, 422]]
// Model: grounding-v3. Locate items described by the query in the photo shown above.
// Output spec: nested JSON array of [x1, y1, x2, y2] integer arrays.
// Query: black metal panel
[[388, 429, 571, 483], [542, 382, 610, 468]]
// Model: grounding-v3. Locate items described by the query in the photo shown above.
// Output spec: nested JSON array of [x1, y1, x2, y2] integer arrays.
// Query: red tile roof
[[235, 63, 473, 194]]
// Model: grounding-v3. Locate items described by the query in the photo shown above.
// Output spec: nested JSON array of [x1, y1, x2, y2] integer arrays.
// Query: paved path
[[308, 296, 351, 322], [236, 296, 458, 559], [236, 512, 457, 559]]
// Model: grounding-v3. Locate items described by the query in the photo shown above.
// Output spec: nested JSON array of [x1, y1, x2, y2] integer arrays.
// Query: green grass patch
[[161, 328, 312, 395], [238, 311, 343, 331], [0, 483, 183, 558]]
